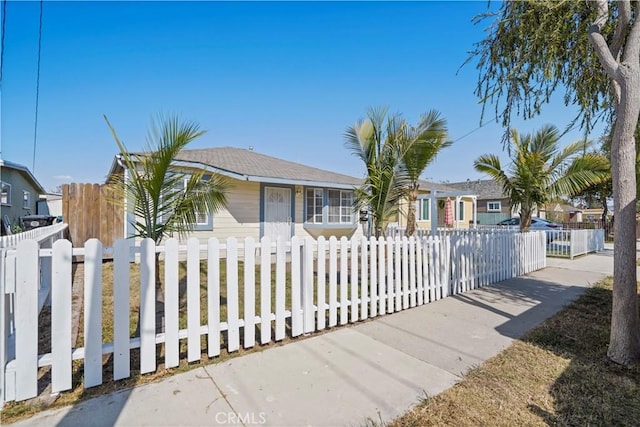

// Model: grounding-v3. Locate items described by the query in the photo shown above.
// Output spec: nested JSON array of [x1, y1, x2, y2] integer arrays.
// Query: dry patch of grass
[[2, 259, 299, 424], [390, 278, 640, 427]]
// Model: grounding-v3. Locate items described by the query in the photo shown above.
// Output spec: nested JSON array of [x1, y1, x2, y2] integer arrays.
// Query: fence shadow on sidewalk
[[451, 277, 587, 340]]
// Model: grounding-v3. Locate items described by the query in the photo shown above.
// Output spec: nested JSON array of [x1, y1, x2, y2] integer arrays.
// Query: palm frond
[[105, 114, 229, 244]]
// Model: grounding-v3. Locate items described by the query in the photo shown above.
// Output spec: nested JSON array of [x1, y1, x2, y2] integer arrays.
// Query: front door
[[264, 186, 292, 242]]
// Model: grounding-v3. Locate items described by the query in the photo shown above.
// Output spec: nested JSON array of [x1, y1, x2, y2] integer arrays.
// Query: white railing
[[390, 226, 605, 260], [0, 222, 68, 249], [547, 229, 605, 259], [0, 231, 546, 405]]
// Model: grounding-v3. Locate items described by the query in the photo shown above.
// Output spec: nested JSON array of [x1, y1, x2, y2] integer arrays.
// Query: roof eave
[[0, 159, 46, 194]]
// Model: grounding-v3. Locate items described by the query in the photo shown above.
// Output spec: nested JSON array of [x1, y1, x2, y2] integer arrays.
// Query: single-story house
[[395, 180, 478, 233], [0, 160, 47, 234], [447, 179, 515, 225], [540, 202, 583, 223], [107, 146, 366, 243]]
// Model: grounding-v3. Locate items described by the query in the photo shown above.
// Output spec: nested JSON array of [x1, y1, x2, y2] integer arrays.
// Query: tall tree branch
[[588, 1, 620, 95], [624, 5, 640, 64], [610, 0, 631, 59]]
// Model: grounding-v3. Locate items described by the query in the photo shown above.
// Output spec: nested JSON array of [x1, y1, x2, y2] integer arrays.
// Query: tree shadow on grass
[[523, 286, 640, 426]]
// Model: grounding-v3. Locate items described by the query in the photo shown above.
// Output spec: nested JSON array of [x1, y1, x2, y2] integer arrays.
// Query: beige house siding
[[399, 195, 475, 230], [131, 178, 361, 244], [0, 167, 42, 227]]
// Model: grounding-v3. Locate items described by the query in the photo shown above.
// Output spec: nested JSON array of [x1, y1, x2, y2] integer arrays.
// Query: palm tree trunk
[[155, 252, 165, 333], [520, 207, 533, 231], [405, 189, 418, 237]]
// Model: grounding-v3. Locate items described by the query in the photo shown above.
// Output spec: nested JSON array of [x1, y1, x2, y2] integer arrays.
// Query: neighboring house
[[540, 202, 583, 223], [447, 179, 513, 225], [106, 147, 365, 243], [396, 180, 478, 231], [0, 159, 46, 234], [39, 193, 63, 218]]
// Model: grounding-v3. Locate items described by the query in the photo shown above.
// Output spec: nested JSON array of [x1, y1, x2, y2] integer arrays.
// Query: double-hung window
[[458, 200, 465, 221], [1, 182, 11, 205], [328, 189, 353, 224], [487, 201, 501, 212], [304, 188, 355, 226], [161, 174, 213, 231], [305, 188, 323, 224], [23, 191, 30, 209], [419, 199, 430, 220]]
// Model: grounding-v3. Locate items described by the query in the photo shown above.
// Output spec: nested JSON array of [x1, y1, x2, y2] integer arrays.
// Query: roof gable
[[0, 160, 46, 194]]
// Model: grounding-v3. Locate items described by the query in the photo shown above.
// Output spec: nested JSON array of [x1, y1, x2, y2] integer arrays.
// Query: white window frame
[[161, 175, 212, 230], [327, 189, 354, 224], [458, 200, 465, 221], [419, 199, 430, 221], [487, 201, 502, 212], [23, 191, 31, 209], [305, 188, 324, 224], [1, 182, 11, 206]]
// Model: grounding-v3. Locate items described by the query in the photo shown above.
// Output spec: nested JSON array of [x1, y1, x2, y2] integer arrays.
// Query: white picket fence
[[0, 230, 546, 405], [0, 222, 68, 249], [546, 229, 605, 259]]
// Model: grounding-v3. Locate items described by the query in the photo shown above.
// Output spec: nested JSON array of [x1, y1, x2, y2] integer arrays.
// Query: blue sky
[[2, 1, 604, 192]]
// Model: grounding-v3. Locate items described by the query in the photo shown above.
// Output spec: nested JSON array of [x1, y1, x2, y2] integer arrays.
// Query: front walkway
[[9, 249, 613, 427]]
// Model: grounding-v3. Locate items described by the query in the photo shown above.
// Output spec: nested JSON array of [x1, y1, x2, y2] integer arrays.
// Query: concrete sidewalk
[[9, 249, 613, 427]]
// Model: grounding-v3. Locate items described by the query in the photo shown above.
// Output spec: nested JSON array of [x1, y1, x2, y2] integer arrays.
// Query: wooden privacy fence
[[62, 183, 123, 247], [0, 231, 547, 405]]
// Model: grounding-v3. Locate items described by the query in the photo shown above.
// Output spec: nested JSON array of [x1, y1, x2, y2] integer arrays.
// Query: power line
[[0, 0, 6, 83], [452, 117, 497, 144], [0, 0, 7, 159], [32, 0, 43, 173]]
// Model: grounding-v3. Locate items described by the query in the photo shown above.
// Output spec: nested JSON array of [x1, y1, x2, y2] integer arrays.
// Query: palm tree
[[345, 107, 408, 237], [105, 114, 229, 291], [474, 125, 609, 231], [398, 111, 451, 236]]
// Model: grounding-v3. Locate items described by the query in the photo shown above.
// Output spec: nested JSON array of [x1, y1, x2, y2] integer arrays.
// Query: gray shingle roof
[[173, 147, 363, 186], [446, 179, 507, 199], [417, 180, 464, 193]]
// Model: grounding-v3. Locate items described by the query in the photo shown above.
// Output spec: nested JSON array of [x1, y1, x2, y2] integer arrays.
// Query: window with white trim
[[23, 191, 30, 209], [419, 199, 430, 220], [458, 200, 465, 221], [328, 189, 354, 224], [1, 182, 10, 205], [304, 188, 355, 226], [487, 201, 501, 212], [161, 175, 212, 230], [305, 188, 323, 224]]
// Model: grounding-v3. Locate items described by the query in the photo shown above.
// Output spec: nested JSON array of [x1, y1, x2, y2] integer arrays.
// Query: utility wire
[[451, 117, 497, 144], [32, 0, 43, 173], [0, 0, 6, 83], [0, 0, 7, 160]]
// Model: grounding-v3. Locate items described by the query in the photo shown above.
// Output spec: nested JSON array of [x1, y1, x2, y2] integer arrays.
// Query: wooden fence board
[[61, 183, 123, 248]]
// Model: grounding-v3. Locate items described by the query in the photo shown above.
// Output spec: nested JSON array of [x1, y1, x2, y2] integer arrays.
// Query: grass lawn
[[1, 259, 298, 423], [389, 277, 640, 426]]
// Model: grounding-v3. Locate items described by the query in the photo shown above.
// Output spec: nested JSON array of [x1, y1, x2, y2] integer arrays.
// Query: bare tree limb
[[623, 5, 640, 64], [610, 0, 631, 59], [588, 0, 619, 81]]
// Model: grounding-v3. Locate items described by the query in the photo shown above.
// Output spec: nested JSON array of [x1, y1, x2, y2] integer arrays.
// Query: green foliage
[[474, 125, 609, 231], [399, 111, 451, 236], [345, 107, 408, 237], [345, 107, 450, 237], [470, 1, 620, 138], [105, 114, 229, 245]]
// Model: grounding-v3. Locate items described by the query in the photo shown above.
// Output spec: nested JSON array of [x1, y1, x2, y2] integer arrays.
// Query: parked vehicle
[[497, 217, 563, 242]]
